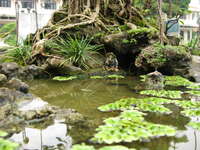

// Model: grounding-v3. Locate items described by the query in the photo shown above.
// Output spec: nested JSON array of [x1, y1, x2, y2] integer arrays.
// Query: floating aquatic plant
[[181, 108, 200, 117], [71, 144, 136, 150], [185, 90, 200, 96], [165, 76, 194, 87], [90, 76, 104, 79], [0, 130, 18, 150], [98, 97, 172, 114], [106, 75, 125, 79], [173, 100, 200, 109], [91, 110, 176, 144], [188, 122, 200, 130], [52, 76, 77, 81], [140, 90, 182, 99]]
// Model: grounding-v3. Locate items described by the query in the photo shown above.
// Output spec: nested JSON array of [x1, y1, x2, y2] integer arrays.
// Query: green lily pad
[[98, 97, 172, 114], [188, 122, 200, 130], [106, 75, 125, 79], [53, 76, 77, 81], [165, 76, 194, 87], [140, 90, 182, 99], [91, 110, 176, 144], [90, 76, 104, 79], [181, 108, 200, 117], [0, 138, 18, 150]]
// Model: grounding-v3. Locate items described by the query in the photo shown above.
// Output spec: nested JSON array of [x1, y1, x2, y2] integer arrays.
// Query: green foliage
[[185, 90, 200, 96], [106, 75, 125, 79], [191, 49, 200, 56], [53, 76, 77, 81], [0, 23, 17, 46], [188, 122, 200, 130], [0, 130, 18, 150], [127, 27, 157, 38], [98, 97, 172, 114], [3, 45, 31, 65], [99, 146, 136, 150], [181, 109, 200, 117], [72, 143, 95, 150], [174, 100, 200, 109], [140, 90, 182, 99], [165, 76, 194, 87], [91, 110, 176, 144], [90, 76, 104, 79], [49, 35, 102, 69], [71, 144, 136, 150]]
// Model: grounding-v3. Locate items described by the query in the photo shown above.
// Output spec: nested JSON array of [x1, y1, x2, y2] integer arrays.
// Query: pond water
[[9, 77, 200, 150]]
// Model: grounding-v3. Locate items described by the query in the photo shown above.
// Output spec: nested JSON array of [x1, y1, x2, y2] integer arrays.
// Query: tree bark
[[157, 0, 164, 44], [168, 0, 172, 18]]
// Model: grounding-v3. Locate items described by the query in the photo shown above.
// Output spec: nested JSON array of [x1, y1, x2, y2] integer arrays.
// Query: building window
[[44, 0, 56, 9], [21, 0, 34, 9], [192, 13, 195, 20], [0, 0, 11, 7]]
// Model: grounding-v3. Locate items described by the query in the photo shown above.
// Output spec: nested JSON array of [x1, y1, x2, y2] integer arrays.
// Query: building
[[0, 0, 62, 41], [180, 0, 200, 43]]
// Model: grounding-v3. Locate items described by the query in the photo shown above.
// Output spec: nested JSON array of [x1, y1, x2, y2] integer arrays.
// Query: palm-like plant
[[49, 35, 102, 69], [5, 45, 32, 66]]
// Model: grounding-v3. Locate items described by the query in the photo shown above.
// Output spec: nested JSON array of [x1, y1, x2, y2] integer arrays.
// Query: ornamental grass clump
[[50, 35, 102, 69], [4, 45, 31, 66]]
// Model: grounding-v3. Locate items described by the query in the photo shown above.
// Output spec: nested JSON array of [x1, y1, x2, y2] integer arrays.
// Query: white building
[[0, 0, 62, 40], [181, 0, 200, 43]]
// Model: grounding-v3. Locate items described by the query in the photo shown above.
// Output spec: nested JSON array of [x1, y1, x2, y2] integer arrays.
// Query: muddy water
[[10, 77, 200, 150]]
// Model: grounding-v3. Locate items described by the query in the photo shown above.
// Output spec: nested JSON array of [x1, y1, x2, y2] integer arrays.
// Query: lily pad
[[90, 76, 104, 79], [188, 122, 200, 130], [98, 97, 172, 114], [165, 76, 194, 87], [53, 76, 77, 81], [91, 110, 176, 144], [140, 90, 182, 99], [106, 75, 125, 79]]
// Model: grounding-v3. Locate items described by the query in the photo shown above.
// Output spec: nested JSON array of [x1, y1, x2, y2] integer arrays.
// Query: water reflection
[[10, 120, 72, 150], [25, 77, 200, 150]]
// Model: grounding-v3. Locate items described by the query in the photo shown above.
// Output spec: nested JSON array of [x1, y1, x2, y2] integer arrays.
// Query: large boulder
[[0, 73, 7, 85], [46, 57, 84, 75], [7, 78, 29, 93], [0, 62, 19, 79], [135, 45, 191, 76]]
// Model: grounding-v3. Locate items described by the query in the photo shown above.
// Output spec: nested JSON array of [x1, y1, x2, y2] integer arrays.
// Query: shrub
[[4, 45, 32, 65], [48, 35, 103, 69]]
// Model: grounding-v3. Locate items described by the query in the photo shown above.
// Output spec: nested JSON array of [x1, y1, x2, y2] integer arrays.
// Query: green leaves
[[98, 97, 172, 114], [0, 131, 18, 150], [52, 76, 77, 81], [165, 76, 194, 87], [91, 110, 176, 144], [140, 90, 182, 99], [71, 144, 136, 150], [188, 122, 200, 130]]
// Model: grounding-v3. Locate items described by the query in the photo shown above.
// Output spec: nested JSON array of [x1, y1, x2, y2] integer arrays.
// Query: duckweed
[[165, 76, 194, 87]]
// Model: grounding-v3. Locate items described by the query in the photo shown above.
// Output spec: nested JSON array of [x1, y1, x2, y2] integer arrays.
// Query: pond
[[9, 77, 200, 150]]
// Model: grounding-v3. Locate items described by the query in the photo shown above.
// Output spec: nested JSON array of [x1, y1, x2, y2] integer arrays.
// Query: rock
[[135, 45, 191, 76], [16, 97, 53, 120], [0, 62, 19, 79], [145, 71, 164, 89], [86, 53, 105, 69], [7, 78, 29, 93], [189, 55, 200, 82], [0, 74, 7, 85], [46, 57, 84, 75]]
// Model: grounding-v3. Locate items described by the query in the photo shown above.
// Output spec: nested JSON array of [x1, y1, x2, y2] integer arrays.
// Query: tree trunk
[[168, 0, 172, 18], [157, 0, 164, 44]]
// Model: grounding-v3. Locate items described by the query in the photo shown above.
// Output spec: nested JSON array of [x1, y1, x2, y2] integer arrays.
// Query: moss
[[135, 43, 191, 70], [127, 27, 157, 38]]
